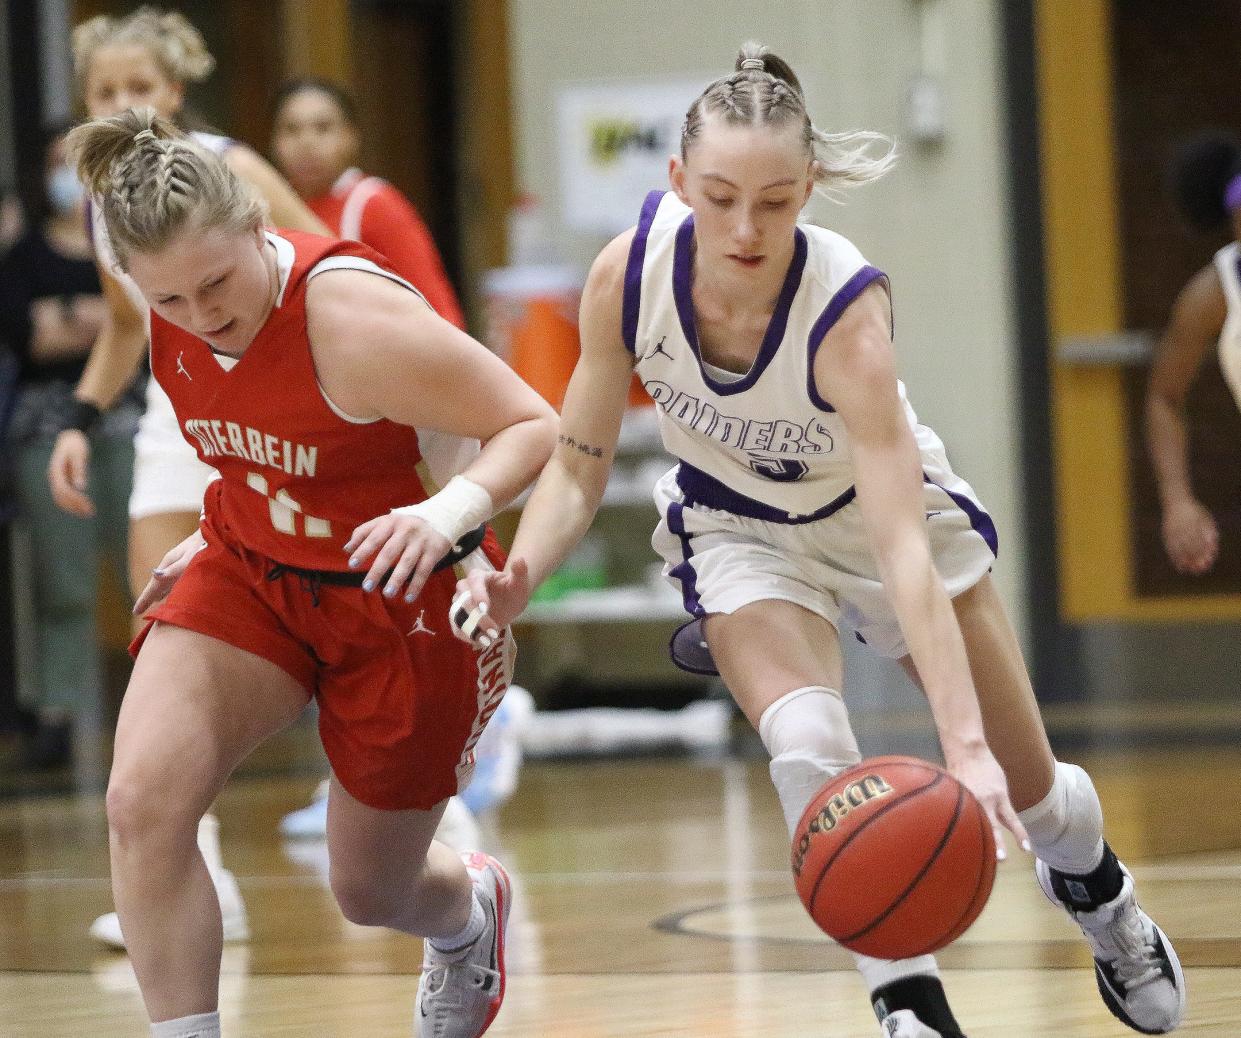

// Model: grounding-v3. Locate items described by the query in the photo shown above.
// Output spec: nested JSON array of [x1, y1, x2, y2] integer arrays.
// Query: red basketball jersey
[[150, 229, 482, 571]]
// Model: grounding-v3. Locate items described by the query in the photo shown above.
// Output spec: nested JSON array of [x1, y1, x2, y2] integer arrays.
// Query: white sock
[[853, 952, 939, 993], [429, 888, 485, 954], [150, 1011, 220, 1038]]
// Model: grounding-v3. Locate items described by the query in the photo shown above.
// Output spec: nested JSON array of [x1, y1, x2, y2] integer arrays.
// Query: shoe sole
[[465, 852, 511, 1038]]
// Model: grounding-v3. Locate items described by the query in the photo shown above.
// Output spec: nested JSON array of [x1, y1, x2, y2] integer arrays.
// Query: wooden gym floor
[[1, 735, 1240, 1037]]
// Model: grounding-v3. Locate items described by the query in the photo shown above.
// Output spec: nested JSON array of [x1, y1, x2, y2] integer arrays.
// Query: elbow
[[529, 405, 560, 467]]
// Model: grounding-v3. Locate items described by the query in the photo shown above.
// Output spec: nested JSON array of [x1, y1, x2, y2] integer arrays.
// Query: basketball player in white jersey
[[1147, 132, 1241, 574], [451, 42, 1186, 1038]]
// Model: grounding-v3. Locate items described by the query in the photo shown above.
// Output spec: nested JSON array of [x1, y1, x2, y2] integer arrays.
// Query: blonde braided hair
[[682, 41, 896, 200], [69, 107, 263, 269]]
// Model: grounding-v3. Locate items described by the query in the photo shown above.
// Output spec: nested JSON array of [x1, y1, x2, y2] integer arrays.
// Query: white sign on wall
[[555, 79, 705, 236]]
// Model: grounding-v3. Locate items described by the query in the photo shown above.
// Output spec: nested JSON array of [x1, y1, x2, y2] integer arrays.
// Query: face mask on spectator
[[47, 164, 84, 215]]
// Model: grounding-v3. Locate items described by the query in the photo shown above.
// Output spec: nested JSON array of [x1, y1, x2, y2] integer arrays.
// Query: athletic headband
[[1225, 172, 1241, 214]]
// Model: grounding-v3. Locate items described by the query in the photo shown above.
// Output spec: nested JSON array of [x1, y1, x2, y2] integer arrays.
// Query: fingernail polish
[[405, 594, 415, 603], [363, 579, 374, 592], [349, 557, 360, 568], [384, 586, 396, 597]]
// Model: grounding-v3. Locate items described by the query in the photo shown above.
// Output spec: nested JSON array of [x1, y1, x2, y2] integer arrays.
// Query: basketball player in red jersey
[[269, 76, 497, 844], [270, 76, 465, 329], [70, 107, 556, 1038]]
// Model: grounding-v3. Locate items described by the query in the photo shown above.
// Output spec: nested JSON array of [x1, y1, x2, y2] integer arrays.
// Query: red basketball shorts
[[131, 511, 512, 811]]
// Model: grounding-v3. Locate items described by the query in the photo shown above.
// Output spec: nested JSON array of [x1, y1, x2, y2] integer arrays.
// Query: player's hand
[[449, 558, 532, 649], [344, 513, 451, 603], [48, 429, 95, 517], [945, 743, 1029, 862], [133, 529, 207, 616], [1161, 496, 1218, 574]]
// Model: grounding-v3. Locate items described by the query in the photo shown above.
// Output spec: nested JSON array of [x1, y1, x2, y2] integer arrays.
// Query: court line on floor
[[2, 862, 1239, 892]]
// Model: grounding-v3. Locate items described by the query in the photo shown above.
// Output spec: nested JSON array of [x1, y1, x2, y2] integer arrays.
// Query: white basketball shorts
[[652, 452, 997, 665]]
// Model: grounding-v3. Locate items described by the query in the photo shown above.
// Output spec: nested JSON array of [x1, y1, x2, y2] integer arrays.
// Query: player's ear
[[669, 155, 689, 205]]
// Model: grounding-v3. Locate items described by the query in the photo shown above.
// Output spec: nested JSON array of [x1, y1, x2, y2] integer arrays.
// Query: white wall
[[508, 0, 1029, 644]]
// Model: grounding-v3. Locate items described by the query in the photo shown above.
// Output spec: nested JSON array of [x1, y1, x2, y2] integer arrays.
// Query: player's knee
[[759, 686, 861, 837], [330, 868, 401, 928], [105, 771, 195, 848], [1017, 760, 1105, 872]]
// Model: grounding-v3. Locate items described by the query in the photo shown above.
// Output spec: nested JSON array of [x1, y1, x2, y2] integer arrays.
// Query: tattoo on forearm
[[558, 433, 606, 459]]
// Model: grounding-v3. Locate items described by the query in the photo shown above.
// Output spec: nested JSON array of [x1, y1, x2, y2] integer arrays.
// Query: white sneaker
[[1037, 858, 1186, 1033], [878, 1010, 943, 1037], [435, 796, 483, 854], [416, 852, 511, 1038], [279, 779, 331, 839], [88, 866, 250, 949]]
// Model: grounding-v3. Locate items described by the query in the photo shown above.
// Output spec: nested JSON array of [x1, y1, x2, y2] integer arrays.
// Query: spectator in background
[[1147, 131, 1241, 575], [270, 77, 465, 328], [0, 126, 140, 769]]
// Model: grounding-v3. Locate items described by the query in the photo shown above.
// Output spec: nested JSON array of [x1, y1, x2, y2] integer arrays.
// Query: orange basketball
[[791, 755, 996, 959]]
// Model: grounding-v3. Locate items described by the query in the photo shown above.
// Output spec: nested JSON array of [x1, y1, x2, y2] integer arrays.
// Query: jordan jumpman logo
[[176, 351, 193, 380], [649, 335, 673, 360], [407, 610, 436, 637]]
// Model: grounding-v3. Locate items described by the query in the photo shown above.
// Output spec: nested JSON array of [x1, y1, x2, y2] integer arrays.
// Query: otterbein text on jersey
[[183, 418, 318, 478]]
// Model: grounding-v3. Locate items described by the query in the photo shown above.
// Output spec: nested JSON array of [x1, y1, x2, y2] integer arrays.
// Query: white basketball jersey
[[1212, 241, 1241, 410], [625, 190, 941, 523]]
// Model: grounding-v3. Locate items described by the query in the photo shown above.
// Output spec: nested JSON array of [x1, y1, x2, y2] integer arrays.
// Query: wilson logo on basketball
[[791, 774, 894, 878]]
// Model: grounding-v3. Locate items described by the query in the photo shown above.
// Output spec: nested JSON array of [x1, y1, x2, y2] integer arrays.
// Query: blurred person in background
[[270, 76, 464, 329], [270, 77, 532, 841], [0, 125, 137, 770], [46, 4, 329, 954], [1147, 131, 1241, 575]]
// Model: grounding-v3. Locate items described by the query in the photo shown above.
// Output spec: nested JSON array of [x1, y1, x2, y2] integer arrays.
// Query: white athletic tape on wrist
[[390, 475, 493, 547]]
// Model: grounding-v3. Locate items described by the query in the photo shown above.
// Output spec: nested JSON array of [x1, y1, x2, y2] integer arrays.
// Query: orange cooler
[[483, 264, 651, 411]]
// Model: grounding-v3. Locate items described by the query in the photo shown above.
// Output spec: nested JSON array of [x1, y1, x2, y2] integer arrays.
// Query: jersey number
[[247, 472, 332, 538], [749, 458, 809, 483]]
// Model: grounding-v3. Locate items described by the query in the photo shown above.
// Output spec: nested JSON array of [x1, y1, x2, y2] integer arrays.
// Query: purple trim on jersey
[[924, 473, 999, 557], [621, 190, 666, 354], [672, 218, 808, 396], [1226, 173, 1241, 214], [665, 497, 704, 616], [805, 265, 889, 413], [676, 462, 856, 525]]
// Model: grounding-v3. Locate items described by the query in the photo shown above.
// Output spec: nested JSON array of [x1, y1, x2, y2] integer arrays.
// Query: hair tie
[[1224, 172, 1241, 214], [134, 128, 157, 143], [740, 57, 765, 71]]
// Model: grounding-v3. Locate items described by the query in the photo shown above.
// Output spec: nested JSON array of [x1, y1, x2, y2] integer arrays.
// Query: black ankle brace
[[871, 975, 966, 1037], [1049, 841, 1124, 910]]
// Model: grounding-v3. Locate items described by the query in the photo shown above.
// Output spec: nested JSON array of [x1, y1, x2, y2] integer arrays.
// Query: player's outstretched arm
[[818, 281, 1026, 854], [453, 230, 639, 644], [1146, 263, 1226, 574], [307, 269, 558, 601]]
